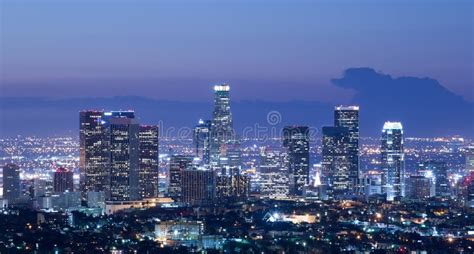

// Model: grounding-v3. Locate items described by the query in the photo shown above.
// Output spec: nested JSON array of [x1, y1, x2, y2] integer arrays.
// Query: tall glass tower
[[80, 110, 109, 197], [3, 163, 20, 202], [283, 126, 310, 196], [107, 114, 140, 201], [381, 121, 405, 201], [334, 106, 359, 191], [419, 161, 449, 197], [193, 119, 211, 165], [53, 167, 74, 193], [168, 155, 193, 201], [259, 149, 289, 198], [322, 126, 351, 198], [210, 84, 237, 169], [138, 125, 159, 198], [466, 146, 474, 173]]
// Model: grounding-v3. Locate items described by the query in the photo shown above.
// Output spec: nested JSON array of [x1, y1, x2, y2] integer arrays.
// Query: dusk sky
[[1, 0, 473, 102]]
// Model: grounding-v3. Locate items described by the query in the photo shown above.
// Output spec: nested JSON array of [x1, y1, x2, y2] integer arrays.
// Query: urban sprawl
[[1, 84, 473, 253]]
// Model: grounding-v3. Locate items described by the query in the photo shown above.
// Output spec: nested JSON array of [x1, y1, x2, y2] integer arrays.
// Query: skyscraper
[[193, 119, 211, 165], [419, 161, 449, 197], [466, 146, 474, 173], [322, 126, 351, 198], [79, 110, 109, 197], [3, 163, 20, 202], [107, 114, 140, 201], [80, 110, 162, 202], [334, 106, 360, 191], [406, 175, 431, 200], [465, 147, 474, 207], [168, 155, 193, 201], [381, 121, 405, 201], [181, 169, 215, 205], [283, 126, 310, 196], [468, 173, 474, 207], [361, 171, 383, 198], [259, 149, 289, 199], [223, 139, 242, 170], [139, 125, 159, 199], [31, 178, 52, 198], [215, 168, 249, 199], [210, 84, 236, 168], [53, 167, 74, 193]]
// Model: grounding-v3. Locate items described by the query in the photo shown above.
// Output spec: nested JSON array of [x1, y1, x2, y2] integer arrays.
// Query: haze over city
[[0, 0, 473, 253], [1, 0, 473, 137]]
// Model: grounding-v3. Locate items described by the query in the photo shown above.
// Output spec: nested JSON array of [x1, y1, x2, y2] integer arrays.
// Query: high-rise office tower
[[361, 171, 383, 198], [230, 172, 249, 198], [30, 178, 52, 198], [466, 146, 474, 173], [3, 163, 20, 202], [468, 173, 474, 207], [465, 147, 474, 207], [168, 155, 193, 201], [322, 126, 351, 197], [283, 126, 310, 196], [406, 175, 431, 200], [223, 139, 242, 170], [53, 167, 74, 193], [139, 125, 159, 199], [210, 84, 236, 167], [381, 121, 405, 201], [259, 149, 289, 199], [107, 113, 140, 201], [193, 119, 211, 165], [215, 168, 249, 199], [181, 169, 215, 205], [80, 111, 109, 196], [81, 110, 156, 202], [334, 106, 360, 191], [419, 161, 449, 197]]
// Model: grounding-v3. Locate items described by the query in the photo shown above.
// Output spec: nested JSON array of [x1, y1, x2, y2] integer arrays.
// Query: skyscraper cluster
[[187, 84, 249, 203], [78, 84, 248, 207], [79, 110, 159, 205], [3, 90, 457, 209], [187, 91, 409, 201], [59, 84, 466, 207], [322, 106, 359, 198], [320, 107, 408, 201], [1, 163, 80, 209], [322, 106, 360, 199]]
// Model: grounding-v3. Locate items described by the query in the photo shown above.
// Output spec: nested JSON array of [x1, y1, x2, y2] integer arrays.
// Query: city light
[[0, 1, 472, 252]]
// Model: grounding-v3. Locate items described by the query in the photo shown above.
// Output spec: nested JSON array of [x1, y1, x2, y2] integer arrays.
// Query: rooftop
[[383, 121, 403, 130], [214, 84, 230, 92]]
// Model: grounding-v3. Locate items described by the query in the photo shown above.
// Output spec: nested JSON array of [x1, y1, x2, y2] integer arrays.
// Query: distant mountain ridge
[[1, 68, 472, 138]]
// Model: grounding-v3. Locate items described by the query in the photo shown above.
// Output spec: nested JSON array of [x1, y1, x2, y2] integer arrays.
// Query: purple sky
[[1, 0, 472, 102]]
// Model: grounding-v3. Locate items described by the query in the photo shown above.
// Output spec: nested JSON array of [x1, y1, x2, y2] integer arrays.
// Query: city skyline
[[1, 90, 473, 251], [0, 1, 473, 253]]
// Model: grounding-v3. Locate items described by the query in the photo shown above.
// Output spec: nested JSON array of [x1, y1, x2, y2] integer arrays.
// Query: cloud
[[332, 67, 473, 137]]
